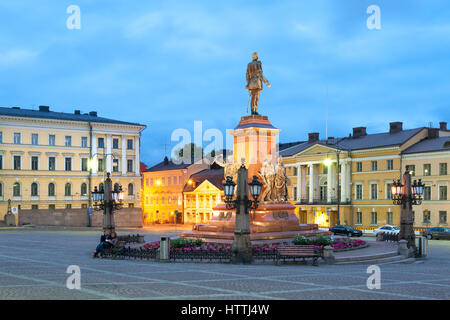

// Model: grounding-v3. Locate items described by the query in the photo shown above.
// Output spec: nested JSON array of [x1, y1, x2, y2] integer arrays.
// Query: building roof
[[402, 136, 450, 154], [0, 106, 146, 127], [145, 156, 193, 172], [280, 127, 426, 157], [183, 164, 224, 192]]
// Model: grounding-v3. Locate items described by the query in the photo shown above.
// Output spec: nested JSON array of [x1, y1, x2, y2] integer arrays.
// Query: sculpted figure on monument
[[273, 157, 289, 201], [215, 155, 240, 184], [246, 52, 270, 115], [258, 158, 275, 202]]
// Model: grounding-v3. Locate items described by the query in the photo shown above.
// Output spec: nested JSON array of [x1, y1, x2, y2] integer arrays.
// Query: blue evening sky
[[1, 0, 449, 166]]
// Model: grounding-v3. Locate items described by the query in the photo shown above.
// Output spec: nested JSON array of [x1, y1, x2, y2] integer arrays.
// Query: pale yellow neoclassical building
[[280, 122, 449, 230], [401, 124, 450, 229], [0, 105, 146, 222]]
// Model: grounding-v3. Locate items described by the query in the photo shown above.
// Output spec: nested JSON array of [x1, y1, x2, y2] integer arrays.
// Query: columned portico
[[296, 164, 301, 201], [308, 164, 314, 203]]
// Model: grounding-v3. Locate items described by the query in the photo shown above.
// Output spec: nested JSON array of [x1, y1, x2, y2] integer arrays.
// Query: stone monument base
[[180, 202, 331, 245]]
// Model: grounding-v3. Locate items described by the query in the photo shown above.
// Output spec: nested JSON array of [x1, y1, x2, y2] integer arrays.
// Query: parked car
[[329, 225, 363, 237], [374, 225, 400, 236], [422, 227, 450, 240]]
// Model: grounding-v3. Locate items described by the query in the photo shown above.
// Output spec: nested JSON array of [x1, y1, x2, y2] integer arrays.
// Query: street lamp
[[223, 175, 262, 210], [390, 172, 425, 255], [91, 172, 124, 233], [222, 165, 262, 264]]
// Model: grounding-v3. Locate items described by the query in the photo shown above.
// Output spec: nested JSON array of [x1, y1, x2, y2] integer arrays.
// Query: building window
[[98, 159, 104, 172], [423, 210, 431, 224], [371, 161, 377, 171], [0, 155, 2, 170], [66, 204, 72, 209], [31, 183, 38, 196], [127, 160, 133, 172], [98, 137, 105, 149], [65, 136, 72, 147], [128, 203, 134, 208], [31, 205, 38, 210], [293, 186, 297, 201], [356, 212, 362, 225], [81, 183, 87, 196], [439, 211, 447, 224], [356, 162, 362, 172], [439, 186, 448, 201], [371, 212, 377, 225], [387, 212, 393, 225], [81, 137, 88, 148], [127, 139, 133, 150], [370, 184, 378, 200], [48, 183, 55, 196], [406, 165, 415, 176], [294, 167, 298, 176], [82, 204, 88, 209], [128, 183, 134, 195], [0, 131, 2, 143], [14, 132, 21, 144], [81, 158, 88, 172], [424, 186, 431, 201], [424, 164, 431, 176], [355, 184, 363, 200], [49, 204, 55, 210], [440, 163, 448, 176], [65, 158, 72, 171], [13, 182, 20, 197], [31, 156, 39, 170], [48, 157, 56, 171], [387, 160, 393, 170], [65, 183, 72, 196], [0, 182, 3, 197], [31, 133, 38, 145], [112, 159, 119, 172], [14, 155, 21, 170], [322, 166, 328, 174], [49, 135, 56, 146], [386, 183, 393, 200], [113, 138, 119, 149]]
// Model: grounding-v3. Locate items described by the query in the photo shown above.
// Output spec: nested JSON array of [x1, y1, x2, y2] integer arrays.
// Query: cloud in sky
[[0, 0, 449, 166]]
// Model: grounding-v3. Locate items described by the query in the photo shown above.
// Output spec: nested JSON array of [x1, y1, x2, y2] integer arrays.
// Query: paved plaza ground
[[0, 226, 449, 300]]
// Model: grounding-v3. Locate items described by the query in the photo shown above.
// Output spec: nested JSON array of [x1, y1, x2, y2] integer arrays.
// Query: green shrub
[[171, 238, 203, 248], [292, 235, 333, 246]]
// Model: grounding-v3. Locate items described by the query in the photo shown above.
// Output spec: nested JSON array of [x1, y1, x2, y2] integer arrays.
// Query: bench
[[276, 245, 323, 266]]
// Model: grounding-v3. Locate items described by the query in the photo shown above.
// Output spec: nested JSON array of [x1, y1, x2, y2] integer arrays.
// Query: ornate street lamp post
[[391, 171, 424, 255], [223, 165, 262, 264], [91, 172, 124, 234]]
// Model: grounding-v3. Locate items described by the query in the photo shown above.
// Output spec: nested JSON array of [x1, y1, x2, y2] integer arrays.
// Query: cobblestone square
[[0, 227, 449, 300]]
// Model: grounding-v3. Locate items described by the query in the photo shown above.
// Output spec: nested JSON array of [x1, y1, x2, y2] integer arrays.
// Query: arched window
[[13, 182, 20, 197], [81, 183, 87, 196], [128, 183, 134, 195], [48, 183, 55, 196], [65, 183, 72, 196], [31, 183, 38, 196]]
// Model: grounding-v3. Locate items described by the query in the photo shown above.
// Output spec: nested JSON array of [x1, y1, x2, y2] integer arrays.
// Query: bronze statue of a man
[[245, 52, 270, 115]]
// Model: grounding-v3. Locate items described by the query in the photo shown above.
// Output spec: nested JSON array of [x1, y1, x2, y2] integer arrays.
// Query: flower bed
[[332, 239, 368, 252]]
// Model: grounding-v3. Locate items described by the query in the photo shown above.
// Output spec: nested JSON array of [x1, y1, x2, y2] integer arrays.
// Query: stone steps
[[334, 254, 406, 265], [334, 250, 399, 263]]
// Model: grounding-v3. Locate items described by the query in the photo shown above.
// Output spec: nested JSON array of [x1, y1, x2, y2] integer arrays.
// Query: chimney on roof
[[74, 110, 81, 115], [352, 127, 367, 138], [308, 132, 319, 142], [389, 122, 403, 134], [163, 156, 169, 165], [89, 111, 97, 117], [39, 105, 50, 112], [440, 122, 447, 131], [428, 128, 439, 139], [12, 107, 20, 110]]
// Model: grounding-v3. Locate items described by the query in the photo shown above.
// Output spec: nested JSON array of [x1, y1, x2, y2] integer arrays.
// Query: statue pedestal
[[230, 115, 279, 179], [180, 202, 330, 245]]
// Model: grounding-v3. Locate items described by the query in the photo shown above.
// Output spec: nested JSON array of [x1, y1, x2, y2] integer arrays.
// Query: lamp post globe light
[[390, 171, 425, 255], [91, 172, 124, 233], [222, 165, 262, 264]]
